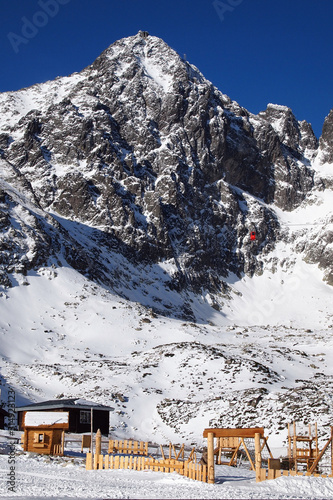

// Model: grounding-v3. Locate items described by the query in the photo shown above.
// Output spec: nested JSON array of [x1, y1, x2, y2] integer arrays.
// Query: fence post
[[86, 452, 93, 470], [95, 429, 102, 462], [207, 431, 215, 484], [255, 432, 262, 482]]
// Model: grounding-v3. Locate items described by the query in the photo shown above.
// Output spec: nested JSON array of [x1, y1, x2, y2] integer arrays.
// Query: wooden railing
[[108, 439, 148, 456], [86, 453, 207, 482], [258, 468, 333, 481]]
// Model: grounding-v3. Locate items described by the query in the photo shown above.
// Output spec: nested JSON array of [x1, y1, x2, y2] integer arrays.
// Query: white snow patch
[[24, 411, 69, 427]]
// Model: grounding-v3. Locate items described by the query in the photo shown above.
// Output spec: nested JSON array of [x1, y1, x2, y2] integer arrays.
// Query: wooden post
[[288, 423, 291, 468], [207, 431, 215, 484], [90, 407, 94, 464], [255, 432, 262, 482], [293, 421, 297, 473], [61, 430, 65, 456], [96, 429, 102, 457]]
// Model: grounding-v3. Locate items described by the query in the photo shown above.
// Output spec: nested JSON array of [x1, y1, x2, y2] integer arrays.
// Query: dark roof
[[15, 398, 114, 412]]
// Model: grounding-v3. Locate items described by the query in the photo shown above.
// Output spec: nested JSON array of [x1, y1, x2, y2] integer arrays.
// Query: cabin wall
[[25, 429, 63, 455], [18, 408, 110, 434], [70, 409, 109, 434]]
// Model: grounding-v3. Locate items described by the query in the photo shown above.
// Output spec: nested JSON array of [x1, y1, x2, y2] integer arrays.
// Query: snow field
[[1, 450, 333, 499]]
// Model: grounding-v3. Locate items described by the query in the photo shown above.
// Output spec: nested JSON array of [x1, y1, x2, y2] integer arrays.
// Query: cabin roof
[[16, 398, 114, 412]]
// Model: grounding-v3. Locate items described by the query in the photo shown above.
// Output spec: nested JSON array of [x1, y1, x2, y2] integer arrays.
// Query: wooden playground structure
[[203, 423, 333, 483], [288, 421, 320, 472], [85, 422, 333, 485]]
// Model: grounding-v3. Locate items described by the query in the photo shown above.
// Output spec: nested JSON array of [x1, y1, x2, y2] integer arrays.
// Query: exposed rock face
[[0, 32, 332, 305], [319, 109, 333, 164]]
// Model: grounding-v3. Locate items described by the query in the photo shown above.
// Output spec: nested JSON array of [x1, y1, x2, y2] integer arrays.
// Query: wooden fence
[[86, 453, 207, 483], [258, 468, 333, 482], [108, 439, 148, 456]]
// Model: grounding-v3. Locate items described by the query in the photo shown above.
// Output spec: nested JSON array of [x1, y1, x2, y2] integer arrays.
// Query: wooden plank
[[184, 460, 189, 479], [203, 427, 265, 438], [203, 464, 207, 483], [267, 469, 274, 480], [86, 452, 93, 470], [259, 468, 266, 482]]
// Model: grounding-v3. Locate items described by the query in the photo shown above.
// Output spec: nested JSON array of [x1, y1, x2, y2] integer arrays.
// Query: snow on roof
[[73, 398, 102, 406], [16, 398, 114, 412], [24, 411, 69, 427]]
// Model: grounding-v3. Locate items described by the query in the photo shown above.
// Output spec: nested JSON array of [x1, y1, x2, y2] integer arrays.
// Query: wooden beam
[[228, 441, 242, 466], [241, 437, 255, 471], [207, 431, 215, 484], [203, 427, 264, 438], [262, 436, 274, 459], [255, 432, 262, 482], [308, 437, 332, 475]]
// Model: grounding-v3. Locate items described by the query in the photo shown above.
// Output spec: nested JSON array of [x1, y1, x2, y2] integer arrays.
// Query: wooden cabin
[[22, 411, 69, 455], [16, 398, 113, 435], [0, 408, 9, 429]]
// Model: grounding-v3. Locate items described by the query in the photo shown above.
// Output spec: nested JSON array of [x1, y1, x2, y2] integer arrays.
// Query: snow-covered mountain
[[0, 31, 332, 446]]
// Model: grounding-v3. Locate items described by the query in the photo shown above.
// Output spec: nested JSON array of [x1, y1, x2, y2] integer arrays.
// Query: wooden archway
[[203, 427, 270, 484]]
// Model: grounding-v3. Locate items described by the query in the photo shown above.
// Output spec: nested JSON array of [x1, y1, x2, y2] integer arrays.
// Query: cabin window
[[34, 432, 45, 444], [80, 410, 91, 424]]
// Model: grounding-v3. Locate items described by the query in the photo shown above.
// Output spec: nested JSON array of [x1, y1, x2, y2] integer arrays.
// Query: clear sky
[[0, 0, 332, 138]]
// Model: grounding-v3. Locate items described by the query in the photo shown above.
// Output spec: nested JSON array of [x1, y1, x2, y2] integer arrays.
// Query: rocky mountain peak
[[0, 33, 332, 313], [318, 109, 333, 164], [259, 103, 318, 152]]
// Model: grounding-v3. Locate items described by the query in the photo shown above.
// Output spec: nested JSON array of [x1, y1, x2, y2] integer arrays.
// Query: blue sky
[[0, 0, 332, 137]]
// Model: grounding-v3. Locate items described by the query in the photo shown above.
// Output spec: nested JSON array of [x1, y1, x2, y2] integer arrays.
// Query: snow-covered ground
[[1, 437, 333, 499]]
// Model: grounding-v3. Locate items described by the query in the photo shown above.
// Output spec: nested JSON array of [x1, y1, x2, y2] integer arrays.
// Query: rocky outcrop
[[319, 109, 333, 164]]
